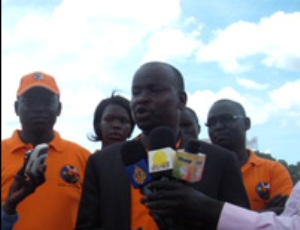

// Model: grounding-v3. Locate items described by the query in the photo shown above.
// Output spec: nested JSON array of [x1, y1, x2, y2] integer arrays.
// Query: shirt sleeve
[[218, 203, 300, 230], [269, 162, 293, 198], [1, 206, 19, 230]]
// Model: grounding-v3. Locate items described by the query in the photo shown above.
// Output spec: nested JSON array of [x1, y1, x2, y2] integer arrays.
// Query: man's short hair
[[140, 61, 185, 91], [213, 99, 247, 116]]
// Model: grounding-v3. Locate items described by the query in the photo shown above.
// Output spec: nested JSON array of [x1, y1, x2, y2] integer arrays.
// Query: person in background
[[75, 61, 249, 230], [206, 99, 293, 213], [179, 106, 201, 140], [142, 180, 300, 230], [88, 92, 135, 150], [1, 72, 91, 230], [1, 153, 46, 230]]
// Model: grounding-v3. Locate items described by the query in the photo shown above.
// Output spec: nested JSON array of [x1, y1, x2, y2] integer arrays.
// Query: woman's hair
[[88, 92, 135, 142]]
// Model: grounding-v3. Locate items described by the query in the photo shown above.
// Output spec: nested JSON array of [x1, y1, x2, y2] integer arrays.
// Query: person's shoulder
[[197, 139, 237, 159], [2, 130, 19, 144], [252, 152, 282, 166], [2, 136, 12, 143], [89, 142, 124, 160], [2, 130, 24, 154], [66, 140, 90, 151], [58, 138, 91, 157], [1, 137, 11, 149], [251, 151, 289, 172]]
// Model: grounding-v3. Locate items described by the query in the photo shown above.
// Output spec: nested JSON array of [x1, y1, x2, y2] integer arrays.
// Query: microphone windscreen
[[120, 140, 148, 166], [149, 126, 176, 150], [148, 126, 176, 180], [186, 139, 201, 154]]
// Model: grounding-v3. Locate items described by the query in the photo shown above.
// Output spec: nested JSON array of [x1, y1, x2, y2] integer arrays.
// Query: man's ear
[[14, 101, 19, 116], [244, 117, 251, 131], [178, 91, 187, 110], [57, 102, 62, 116]]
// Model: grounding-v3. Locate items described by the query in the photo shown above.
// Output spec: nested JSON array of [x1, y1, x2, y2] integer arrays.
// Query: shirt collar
[[7, 130, 65, 154], [134, 133, 182, 150], [247, 149, 262, 166]]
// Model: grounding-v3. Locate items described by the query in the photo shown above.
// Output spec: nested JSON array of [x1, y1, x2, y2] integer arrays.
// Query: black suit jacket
[[75, 136, 249, 230]]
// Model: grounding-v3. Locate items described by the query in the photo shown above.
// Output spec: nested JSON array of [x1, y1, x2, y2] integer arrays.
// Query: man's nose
[[134, 90, 150, 104], [214, 119, 226, 128]]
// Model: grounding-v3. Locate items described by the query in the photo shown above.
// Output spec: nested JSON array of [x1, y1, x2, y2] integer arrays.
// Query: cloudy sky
[[2, 0, 300, 164]]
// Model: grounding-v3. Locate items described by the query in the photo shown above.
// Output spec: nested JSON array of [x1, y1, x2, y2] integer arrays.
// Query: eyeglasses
[[205, 114, 244, 128]]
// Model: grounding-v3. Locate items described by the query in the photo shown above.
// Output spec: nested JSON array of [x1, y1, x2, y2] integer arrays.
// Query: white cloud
[[184, 17, 197, 26], [2, 0, 184, 86], [196, 11, 300, 73], [2, 0, 182, 64], [185, 79, 300, 139], [268, 80, 300, 117], [236, 77, 269, 90], [143, 28, 201, 62], [186, 86, 279, 136]]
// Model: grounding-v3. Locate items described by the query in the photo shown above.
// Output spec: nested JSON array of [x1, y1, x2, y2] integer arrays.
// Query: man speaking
[[75, 61, 249, 230]]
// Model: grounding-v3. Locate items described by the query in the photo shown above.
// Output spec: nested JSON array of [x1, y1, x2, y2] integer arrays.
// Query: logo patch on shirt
[[60, 165, 80, 184], [256, 182, 270, 200]]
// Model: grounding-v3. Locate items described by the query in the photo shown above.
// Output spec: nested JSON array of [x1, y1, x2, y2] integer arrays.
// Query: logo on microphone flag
[[172, 150, 206, 182], [148, 147, 176, 173], [126, 159, 152, 188]]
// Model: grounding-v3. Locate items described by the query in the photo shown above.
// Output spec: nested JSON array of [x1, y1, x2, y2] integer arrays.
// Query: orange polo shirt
[[131, 135, 181, 229], [1, 130, 90, 230], [241, 150, 293, 211]]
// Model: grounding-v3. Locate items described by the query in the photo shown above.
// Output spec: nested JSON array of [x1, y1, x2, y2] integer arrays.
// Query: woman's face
[[100, 104, 132, 147]]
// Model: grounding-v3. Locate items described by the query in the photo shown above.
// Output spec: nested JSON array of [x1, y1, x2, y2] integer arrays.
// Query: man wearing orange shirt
[[1, 72, 91, 230], [206, 99, 293, 212]]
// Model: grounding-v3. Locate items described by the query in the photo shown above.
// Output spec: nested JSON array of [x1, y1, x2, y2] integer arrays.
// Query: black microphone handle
[[141, 186, 167, 230], [141, 176, 175, 230], [141, 185, 175, 230], [159, 177, 175, 230]]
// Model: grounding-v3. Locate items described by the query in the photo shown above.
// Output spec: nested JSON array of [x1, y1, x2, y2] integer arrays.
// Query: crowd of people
[[1, 62, 299, 230]]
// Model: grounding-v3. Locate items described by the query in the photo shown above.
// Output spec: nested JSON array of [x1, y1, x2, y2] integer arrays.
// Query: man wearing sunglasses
[[206, 99, 293, 213]]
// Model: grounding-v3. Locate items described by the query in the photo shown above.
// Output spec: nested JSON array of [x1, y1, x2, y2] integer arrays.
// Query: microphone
[[120, 140, 169, 230], [25, 143, 48, 176], [148, 126, 177, 230], [120, 140, 152, 189], [172, 139, 206, 182], [148, 126, 176, 180]]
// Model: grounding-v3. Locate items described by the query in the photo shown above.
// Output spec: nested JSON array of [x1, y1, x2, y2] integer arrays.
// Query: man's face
[[15, 87, 61, 135], [130, 64, 184, 133], [207, 101, 247, 151], [180, 109, 199, 140]]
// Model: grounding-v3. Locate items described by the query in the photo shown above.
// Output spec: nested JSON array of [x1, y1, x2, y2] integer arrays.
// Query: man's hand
[[141, 180, 223, 225], [3, 164, 46, 215], [266, 194, 289, 208], [263, 194, 289, 215]]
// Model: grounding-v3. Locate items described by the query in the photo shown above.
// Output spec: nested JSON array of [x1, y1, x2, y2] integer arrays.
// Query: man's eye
[[222, 115, 234, 122], [208, 118, 217, 125]]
